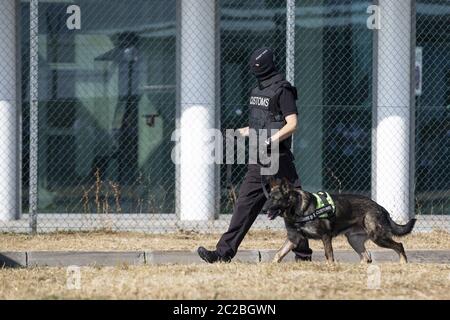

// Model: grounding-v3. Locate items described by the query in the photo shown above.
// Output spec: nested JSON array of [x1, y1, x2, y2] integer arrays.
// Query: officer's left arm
[[268, 86, 298, 144], [269, 114, 297, 143]]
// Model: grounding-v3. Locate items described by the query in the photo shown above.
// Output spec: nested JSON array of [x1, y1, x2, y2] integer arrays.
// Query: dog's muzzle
[[266, 208, 282, 220], [262, 200, 282, 220]]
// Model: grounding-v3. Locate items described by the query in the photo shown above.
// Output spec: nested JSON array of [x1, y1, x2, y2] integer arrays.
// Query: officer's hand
[[258, 140, 272, 168], [265, 138, 272, 150], [237, 127, 249, 137]]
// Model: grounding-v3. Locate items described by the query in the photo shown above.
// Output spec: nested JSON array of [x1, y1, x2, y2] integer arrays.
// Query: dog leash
[[261, 175, 271, 199]]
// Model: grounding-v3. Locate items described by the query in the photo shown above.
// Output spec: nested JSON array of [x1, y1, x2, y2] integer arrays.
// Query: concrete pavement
[[1, 249, 449, 268]]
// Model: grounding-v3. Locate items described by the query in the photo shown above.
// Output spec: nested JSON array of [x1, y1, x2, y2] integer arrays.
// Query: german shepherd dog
[[262, 178, 416, 264]]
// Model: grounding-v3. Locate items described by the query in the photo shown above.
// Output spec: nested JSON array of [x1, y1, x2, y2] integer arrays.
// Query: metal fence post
[[286, 0, 295, 152], [29, 0, 39, 234], [286, 0, 295, 85], [409, 0, 417, 219]]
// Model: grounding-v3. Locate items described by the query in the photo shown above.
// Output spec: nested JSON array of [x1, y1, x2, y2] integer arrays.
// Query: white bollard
[[0, 0, 19, 221], [373, 0, 414, 224], [178, 0, 217, 221]]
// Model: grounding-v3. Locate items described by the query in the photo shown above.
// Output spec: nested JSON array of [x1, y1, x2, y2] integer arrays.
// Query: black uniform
[[214, 48, 312, 261]]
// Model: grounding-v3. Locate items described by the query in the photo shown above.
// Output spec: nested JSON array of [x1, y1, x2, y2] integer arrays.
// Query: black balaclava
[[249, 47, 279, 81]]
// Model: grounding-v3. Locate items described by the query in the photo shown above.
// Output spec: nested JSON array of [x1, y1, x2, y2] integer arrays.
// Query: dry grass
[[1, 262, 449, 299], [0, 229, 449, 252], [1, 230, 449, 300]]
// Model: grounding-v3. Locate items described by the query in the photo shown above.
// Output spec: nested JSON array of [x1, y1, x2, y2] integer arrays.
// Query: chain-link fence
[[0, 0, 448, 233]]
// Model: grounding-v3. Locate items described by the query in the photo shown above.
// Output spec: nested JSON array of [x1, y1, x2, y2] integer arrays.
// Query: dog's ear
[[283, 177, 294, 188], [280, 177, 291, 193], [296, 189, 308, 212], [269, 177, 278, 189]]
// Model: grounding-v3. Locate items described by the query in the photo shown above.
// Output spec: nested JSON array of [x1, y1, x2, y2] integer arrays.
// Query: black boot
[[295, 254, 312, 262], [197, 247, 230, 264], [294, 249, 313, 262]]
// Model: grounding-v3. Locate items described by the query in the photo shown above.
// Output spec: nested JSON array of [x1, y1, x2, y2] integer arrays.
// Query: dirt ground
[[1, 229, 449, 251], [1, 262, 449, 299], [1, 230, 449, 300]]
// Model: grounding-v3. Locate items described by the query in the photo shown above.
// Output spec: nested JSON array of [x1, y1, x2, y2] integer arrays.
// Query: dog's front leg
[[273, 239, 296, 263], [322, 235, 335, 263]]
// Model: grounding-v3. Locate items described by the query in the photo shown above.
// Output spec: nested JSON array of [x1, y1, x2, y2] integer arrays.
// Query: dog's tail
[[385, 209, 416, 236]]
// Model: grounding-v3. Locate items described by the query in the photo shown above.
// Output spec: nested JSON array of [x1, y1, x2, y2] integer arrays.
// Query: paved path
[[1, 250, 449, 268]]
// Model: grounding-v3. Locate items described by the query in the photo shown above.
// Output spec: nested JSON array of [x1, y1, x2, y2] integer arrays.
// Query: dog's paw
[[272, 255, 282, 263], [361, 251, 372, 264]]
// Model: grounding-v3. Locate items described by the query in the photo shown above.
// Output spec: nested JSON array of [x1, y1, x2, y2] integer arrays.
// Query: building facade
[[0, 0, 448, 229]]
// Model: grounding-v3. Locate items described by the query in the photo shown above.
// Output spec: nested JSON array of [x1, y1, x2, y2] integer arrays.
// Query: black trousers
[[216, 153, 312, 259]]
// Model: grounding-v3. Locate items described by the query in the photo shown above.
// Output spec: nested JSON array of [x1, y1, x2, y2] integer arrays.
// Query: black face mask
[[248, 47, 278, 80]]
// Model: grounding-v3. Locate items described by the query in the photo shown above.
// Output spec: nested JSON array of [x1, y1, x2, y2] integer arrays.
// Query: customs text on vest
[[248, 73, 298, 151]]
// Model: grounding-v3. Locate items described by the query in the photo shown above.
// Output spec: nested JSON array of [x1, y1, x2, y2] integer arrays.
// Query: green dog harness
[[296, 191, 336, 224]]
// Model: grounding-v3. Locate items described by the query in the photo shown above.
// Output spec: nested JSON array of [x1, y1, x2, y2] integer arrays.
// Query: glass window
[[22, 0, 177, 213]]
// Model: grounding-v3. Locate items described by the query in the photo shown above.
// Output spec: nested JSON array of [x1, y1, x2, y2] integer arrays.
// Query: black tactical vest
[[248, 74, 297, 151]]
